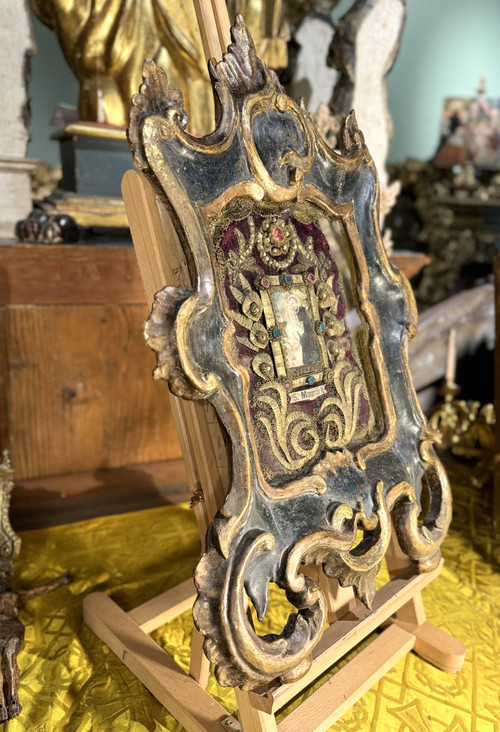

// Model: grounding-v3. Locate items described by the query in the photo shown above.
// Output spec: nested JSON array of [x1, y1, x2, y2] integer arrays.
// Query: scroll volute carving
[[128, 15, 451, 690]]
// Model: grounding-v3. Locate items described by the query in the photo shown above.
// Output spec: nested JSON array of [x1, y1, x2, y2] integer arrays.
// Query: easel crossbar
[[278, 624, 414, 732], [128, 577, 195, 632], [246, 560, 443, 714]]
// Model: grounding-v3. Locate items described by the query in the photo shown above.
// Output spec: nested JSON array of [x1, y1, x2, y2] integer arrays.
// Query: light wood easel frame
[[83, 3, 465, 729]]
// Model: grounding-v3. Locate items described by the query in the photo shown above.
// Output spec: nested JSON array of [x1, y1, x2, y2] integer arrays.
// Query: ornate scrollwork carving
[[144, 286, 207, 400], [209, 14, 268, 97], [131, 14, 452, 690], [0, 451, 20, 575], [128, 59, 187, 171]]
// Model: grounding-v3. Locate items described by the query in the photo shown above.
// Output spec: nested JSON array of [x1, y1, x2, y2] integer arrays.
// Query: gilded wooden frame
[[129, 16, 451, 690]]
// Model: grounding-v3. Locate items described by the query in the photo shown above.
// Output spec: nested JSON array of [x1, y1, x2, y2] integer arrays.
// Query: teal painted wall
[[386, 0, 500, 162], [27, 14, 78, 167], [26, 2, 500, 166]]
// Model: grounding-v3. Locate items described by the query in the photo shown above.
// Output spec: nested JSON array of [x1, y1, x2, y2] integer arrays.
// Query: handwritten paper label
[[289, 384, 326, 403]]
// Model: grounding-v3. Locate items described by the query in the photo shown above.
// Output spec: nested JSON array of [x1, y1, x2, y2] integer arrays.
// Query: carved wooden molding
[[128, 15, 451, 690]]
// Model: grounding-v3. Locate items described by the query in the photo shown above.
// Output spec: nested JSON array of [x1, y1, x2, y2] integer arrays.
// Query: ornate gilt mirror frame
[[128, 16, 450, 691]]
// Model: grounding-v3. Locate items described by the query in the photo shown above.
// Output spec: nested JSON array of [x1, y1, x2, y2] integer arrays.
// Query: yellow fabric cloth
[[6, 464, 500, 731]]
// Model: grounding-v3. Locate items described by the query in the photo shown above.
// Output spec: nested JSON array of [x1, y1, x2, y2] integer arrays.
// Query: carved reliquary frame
[[128, 16, 451, 690]]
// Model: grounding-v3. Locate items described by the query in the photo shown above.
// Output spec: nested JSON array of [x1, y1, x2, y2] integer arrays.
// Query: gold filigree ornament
[[256, 216, 300, 270], [132, 15, 452, 690]]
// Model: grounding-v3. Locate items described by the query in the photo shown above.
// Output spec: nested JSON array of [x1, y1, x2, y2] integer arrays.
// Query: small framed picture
[[260, 274, 329, 387], [434, 94, 500, 169]]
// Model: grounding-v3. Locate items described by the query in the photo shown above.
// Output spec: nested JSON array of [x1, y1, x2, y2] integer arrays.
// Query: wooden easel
[[83, 2, 466, 729]]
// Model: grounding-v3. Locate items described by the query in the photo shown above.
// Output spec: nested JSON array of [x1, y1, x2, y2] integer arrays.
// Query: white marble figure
[[0, 0, 35, 240]]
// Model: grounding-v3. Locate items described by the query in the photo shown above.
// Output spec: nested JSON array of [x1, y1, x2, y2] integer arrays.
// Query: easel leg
[[234, 688, 278, 732], [386, 521, 427, 624], [190, 626, 210, 688], [327, 579, 356, 621], [386, 523, 465, 673]]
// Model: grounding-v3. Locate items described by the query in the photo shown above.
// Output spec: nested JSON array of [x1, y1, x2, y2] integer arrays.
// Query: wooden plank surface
[[10, 459, 189, 530], [13, 458, 187, 501], [0, 244, 146, 305], [0, 306, 9, 451], [1, 303, 182, 479]]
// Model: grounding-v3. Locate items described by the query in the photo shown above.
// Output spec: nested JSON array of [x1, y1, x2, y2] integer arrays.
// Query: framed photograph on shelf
[[434, 93, 500, 169]]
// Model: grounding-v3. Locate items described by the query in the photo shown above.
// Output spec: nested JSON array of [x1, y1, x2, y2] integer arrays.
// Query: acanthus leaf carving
[[339, 109, 365, 157], [128, 59, 187, 170], [209, 14, 272, 98], [145, 285, 206, 400]]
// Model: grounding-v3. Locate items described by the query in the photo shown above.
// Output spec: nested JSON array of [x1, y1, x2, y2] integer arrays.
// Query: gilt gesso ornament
[[129, 16, 451, 690]]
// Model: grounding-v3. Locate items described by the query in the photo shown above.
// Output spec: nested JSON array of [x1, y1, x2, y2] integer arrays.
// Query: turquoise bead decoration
[[306, 376, 315, 385]]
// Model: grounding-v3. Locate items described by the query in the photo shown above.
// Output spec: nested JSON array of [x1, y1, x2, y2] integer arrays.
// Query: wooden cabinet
[[0, 244, 182, 482]]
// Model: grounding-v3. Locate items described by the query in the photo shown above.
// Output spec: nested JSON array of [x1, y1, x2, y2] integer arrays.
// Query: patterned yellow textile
[[6, 464, 500, 732]]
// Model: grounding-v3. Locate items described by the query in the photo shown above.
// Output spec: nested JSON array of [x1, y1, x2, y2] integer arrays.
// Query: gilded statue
[[31, 0, 288, 133]]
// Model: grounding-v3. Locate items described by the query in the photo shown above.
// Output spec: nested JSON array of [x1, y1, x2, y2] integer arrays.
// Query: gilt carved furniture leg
[[4, 636, 22, 720], [0, 659, 5, 722]]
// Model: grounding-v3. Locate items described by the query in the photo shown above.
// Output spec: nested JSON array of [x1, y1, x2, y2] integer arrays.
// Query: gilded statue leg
[[4, 636, 23, 720]]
